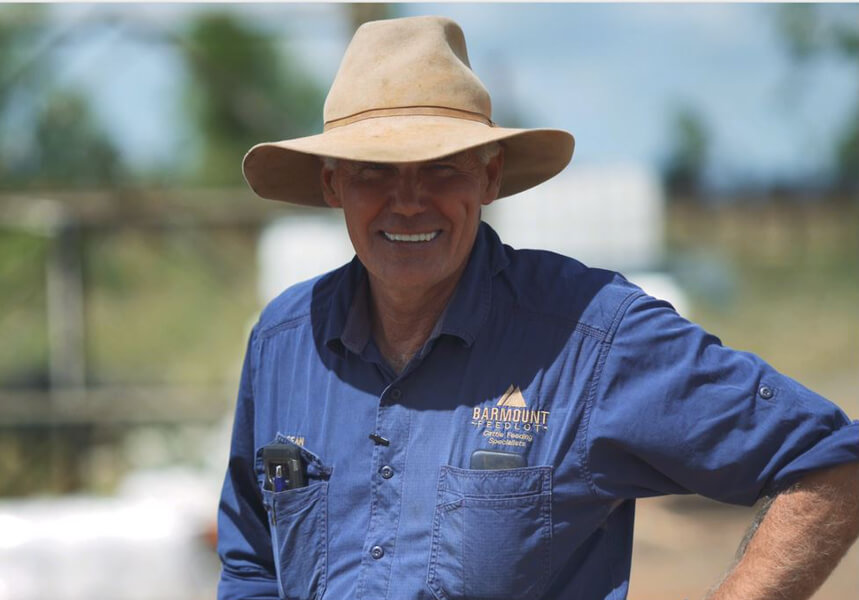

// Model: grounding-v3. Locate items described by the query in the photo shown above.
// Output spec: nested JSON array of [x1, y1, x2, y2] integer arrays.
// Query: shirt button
[[380, 465, 394, 479], [370, 545, 385, 560], [759, 385, 774, 400], [389, 388, 402, 401]]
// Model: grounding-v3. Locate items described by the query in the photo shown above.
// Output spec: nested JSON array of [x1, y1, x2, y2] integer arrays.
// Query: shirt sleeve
[[585, 292, 859, 506], [217, 326, 280, 600]]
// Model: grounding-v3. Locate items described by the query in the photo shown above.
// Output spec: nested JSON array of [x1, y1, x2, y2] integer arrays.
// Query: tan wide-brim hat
[[243, 15, 575, 207]]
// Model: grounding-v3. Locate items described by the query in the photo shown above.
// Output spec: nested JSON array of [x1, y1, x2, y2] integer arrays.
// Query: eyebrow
[[351, 161, 392, 169], [434, 151, 469, 162]]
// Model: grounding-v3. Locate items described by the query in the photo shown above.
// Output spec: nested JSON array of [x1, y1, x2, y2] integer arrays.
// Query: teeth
[[383, 231, 439, 242]]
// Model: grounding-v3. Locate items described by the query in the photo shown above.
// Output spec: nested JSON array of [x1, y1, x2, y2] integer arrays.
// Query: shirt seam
[[258, 302, 332, 340], [579, 290, 645, 498], [510, 302, 609, 340], [249, 324, 260, 402], [220, 563, 275, 579]]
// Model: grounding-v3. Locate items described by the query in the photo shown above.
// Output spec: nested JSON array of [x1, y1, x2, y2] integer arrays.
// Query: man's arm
[[706, 462, 859, 600]]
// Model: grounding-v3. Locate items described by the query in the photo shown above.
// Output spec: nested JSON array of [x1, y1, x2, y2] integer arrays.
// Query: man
[[218, 16, 858, 600]]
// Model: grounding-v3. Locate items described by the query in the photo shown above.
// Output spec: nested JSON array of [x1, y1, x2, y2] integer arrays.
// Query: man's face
[[321, 148, 504, 296]]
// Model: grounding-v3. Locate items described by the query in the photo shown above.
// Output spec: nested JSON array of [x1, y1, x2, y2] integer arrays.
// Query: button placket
[[355, 388, 410, 599]]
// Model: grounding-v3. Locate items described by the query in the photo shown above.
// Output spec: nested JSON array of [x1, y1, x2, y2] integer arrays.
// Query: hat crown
[[324, 16, 492, 127]]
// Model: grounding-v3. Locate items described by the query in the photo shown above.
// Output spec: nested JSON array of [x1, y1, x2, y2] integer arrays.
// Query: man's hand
[[706, 462, 859, 600]]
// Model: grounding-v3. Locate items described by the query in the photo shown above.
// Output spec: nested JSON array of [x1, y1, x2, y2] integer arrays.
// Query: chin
[[386, 268, 445, 289]]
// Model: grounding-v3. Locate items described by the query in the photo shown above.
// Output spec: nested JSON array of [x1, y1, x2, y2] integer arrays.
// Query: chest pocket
[[426, 465, 553, 600], [256, 435, 331, 600]]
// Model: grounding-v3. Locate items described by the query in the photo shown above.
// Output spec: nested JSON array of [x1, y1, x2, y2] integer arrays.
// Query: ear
[[320, 160, 342, 208], [481, 146, 505, 206]]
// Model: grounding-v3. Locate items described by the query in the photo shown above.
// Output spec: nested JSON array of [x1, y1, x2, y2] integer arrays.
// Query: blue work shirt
[[217, 222, 858, 600]]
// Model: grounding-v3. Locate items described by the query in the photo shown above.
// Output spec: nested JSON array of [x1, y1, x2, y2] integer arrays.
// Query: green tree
[[9, 91, 122, 188], [776, 4, 859, 194], [0, 6, 123, 190], [0, 6, 44, 110], [663, 106, 710, 198], [179, 13, 324, 186]]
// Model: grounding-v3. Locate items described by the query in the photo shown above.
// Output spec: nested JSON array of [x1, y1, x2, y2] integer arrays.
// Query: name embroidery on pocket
[[285, 434, 305, 447]]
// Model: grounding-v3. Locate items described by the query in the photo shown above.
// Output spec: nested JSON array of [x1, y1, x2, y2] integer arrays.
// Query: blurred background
[[0, 3, 856, 599]]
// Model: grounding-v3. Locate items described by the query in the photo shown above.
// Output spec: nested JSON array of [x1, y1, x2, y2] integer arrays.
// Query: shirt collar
[[321, 256, 368, 357], [433, 221, 508, 347], [324, 221, 509, 357], [339, 273, 372, 355]]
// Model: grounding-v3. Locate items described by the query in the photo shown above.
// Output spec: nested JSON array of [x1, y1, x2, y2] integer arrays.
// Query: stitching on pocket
[[268, 481, 329, 600], [257, 434, 331, 600], [427, 466, 553, 600]]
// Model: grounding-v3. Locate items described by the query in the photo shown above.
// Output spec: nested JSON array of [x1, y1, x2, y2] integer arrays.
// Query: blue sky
[[40, 3, 859, 189]]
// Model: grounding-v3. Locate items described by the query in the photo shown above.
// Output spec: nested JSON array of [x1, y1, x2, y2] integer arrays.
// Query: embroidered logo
[[470, 385, 550, 448], [497, 384, 527, 407]]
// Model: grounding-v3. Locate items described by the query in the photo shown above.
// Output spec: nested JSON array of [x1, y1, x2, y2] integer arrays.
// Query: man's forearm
[[707, 462, 859, 600]]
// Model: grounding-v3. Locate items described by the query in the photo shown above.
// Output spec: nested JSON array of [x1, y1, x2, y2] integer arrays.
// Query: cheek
[[341, 207, 374, 250], [342, 192, 383, 226], [430, 184, 484, 221], [449, 196, 484, 227], [425, 174, 480, 196]]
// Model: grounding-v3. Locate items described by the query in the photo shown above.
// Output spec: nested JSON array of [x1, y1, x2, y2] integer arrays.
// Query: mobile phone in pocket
[[469, 449, 526, 470], [262, 443, 307, 491]]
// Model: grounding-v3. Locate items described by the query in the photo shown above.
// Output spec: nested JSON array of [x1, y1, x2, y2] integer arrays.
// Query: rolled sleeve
[[217, 326, 279, 600], [586, 293, 859, 505]]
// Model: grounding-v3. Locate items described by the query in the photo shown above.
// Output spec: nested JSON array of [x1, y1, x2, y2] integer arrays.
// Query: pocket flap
[[438, 465, 552, 498]]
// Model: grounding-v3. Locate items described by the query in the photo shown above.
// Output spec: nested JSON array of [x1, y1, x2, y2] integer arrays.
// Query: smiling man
[[319, 148, 503, 372], [218, 15, 859, 600]]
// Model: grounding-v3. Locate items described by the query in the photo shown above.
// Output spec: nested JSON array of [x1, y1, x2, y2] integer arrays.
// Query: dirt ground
[[628, 495, 859, 599]]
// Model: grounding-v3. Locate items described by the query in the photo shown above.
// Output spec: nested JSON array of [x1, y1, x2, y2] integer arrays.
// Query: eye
[[355, 162, 395, 179], [427, 163, 457, 174]]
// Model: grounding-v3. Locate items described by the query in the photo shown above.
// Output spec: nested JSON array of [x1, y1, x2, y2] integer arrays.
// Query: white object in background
[[257, 214, 354, 306], [484, 162, 689, 315], [484, 163, 665, 273], [0, 474, 218, 600]]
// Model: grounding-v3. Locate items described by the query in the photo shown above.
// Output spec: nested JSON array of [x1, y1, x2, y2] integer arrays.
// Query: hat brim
[[242, 115, 575, 207]]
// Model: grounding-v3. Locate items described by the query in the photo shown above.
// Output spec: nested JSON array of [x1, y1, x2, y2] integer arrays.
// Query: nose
[[389, 168, 426, 217]]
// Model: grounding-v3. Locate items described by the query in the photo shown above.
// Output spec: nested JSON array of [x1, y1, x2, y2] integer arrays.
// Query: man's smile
[[382, 231, 441, 243]]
